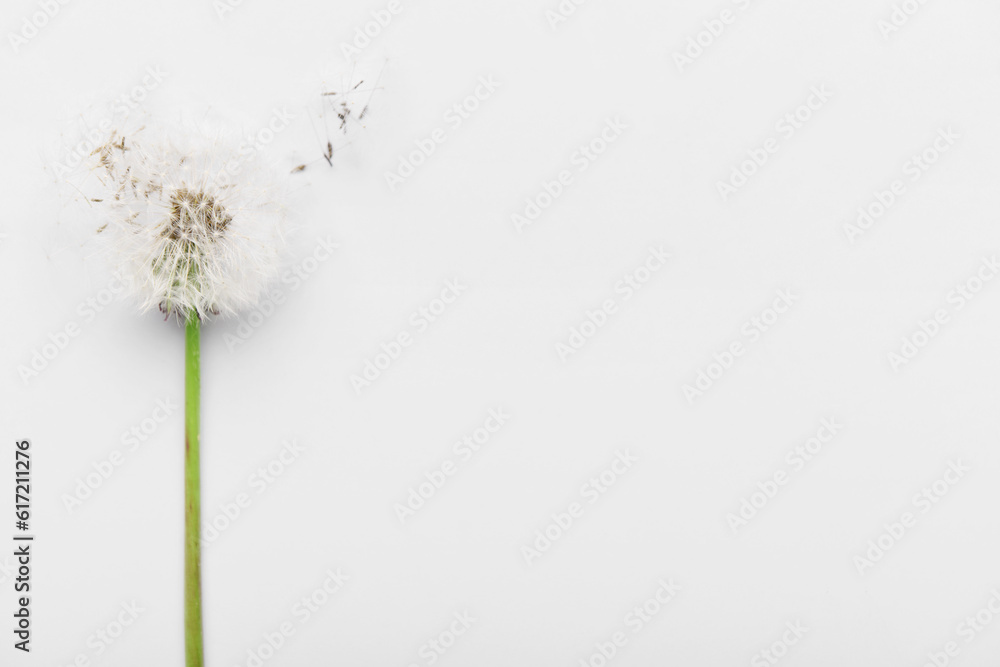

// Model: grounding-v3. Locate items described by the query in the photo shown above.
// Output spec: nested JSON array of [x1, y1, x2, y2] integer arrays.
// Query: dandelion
[[86, 123, 287, 667]]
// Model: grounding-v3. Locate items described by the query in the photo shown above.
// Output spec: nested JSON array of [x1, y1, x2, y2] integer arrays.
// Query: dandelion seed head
[[86, 124, 287, 321]]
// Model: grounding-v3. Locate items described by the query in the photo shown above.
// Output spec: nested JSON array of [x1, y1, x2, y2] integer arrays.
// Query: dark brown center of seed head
[[164, 188, 232, 241]]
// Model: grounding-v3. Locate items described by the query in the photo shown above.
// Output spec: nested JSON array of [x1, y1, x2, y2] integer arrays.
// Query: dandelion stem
[[185, 313, 204, 667]]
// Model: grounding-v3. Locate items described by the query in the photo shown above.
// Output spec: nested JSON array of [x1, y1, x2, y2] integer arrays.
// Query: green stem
[[185, 313, 204, 667]]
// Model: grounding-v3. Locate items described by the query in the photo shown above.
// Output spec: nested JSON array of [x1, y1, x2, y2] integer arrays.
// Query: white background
[[3, 0, 1000, 665]]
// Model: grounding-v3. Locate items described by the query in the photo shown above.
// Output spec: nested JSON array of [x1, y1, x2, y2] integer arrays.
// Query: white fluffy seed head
[[87, 125, 287, 321]]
